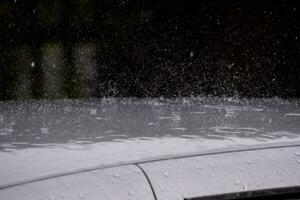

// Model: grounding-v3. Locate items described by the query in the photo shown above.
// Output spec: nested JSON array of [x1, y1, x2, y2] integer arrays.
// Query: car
[[0, 98, 300, 200]]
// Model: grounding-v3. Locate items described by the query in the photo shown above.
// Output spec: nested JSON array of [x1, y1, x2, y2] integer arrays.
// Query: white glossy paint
[[0, 98, 299, 194], [0, 165, 154, 200], [1, 138, 300, 189], [140, 146, 300, 200]]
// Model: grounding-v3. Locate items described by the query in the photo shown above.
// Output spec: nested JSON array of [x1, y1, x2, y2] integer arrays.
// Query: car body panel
[[140, 145, 300, 200], [0, 98, 299, 191], [0, 165, 155, 200]]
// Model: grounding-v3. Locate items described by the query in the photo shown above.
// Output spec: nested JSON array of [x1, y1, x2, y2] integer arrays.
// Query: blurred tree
[[0, 0, 299, 100]]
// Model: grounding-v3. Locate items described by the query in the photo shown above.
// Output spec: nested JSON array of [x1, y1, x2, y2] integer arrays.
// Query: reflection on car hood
[[0, 97, 300, 188]]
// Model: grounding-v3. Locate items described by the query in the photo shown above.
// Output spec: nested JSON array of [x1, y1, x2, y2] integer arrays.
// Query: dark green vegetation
[[0, 0, 299, 100]]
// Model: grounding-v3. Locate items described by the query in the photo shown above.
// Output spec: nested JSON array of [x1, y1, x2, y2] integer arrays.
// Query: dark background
[[0, 0, 299, 100]]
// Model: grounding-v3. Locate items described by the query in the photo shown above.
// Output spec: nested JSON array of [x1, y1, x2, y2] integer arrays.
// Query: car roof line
[[1, 140, 300, 191]]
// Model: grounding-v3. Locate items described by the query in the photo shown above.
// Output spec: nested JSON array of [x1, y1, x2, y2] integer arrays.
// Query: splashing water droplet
[[90, 109, 97, 115], [113, 172, 121, 179], [41, 128, 48, 134], [277, 170, 283, 175], [159, 185, 164, 191], [0, 128, 13, 136], [79, 192, 86, 199]]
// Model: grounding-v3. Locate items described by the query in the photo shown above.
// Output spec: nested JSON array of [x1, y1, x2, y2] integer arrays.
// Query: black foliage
[[0, 0, 299, 100]]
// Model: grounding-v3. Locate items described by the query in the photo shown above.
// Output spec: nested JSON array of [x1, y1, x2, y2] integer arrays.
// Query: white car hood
[[0, 97, 300, 188]]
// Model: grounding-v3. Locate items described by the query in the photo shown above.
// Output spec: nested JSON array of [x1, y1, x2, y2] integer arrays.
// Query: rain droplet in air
[[31, 61, 35, 67], [65, 184, 71, 190], [41, 128, 48, 134], [238, 167, 245, 171], [132, 168, 141, 173], [128, 190, 134, 196], [163, 172, 169, 177]]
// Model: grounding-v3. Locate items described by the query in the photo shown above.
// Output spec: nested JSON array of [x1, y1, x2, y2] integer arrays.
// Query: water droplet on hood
[[163, 172, 169, 177], [189, 51, 194, 57], [159, 185, 164, 191], [128, 190, 134, 196], [0, 128, 13, 136], [196, 165, 203, 170]]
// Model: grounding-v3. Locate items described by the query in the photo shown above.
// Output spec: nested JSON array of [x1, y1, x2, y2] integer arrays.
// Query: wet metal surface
[[0, 97, 299, 147], [0, 165, 155, 200], [140, 146, 300, 200], [0, 98, 299, 188]]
